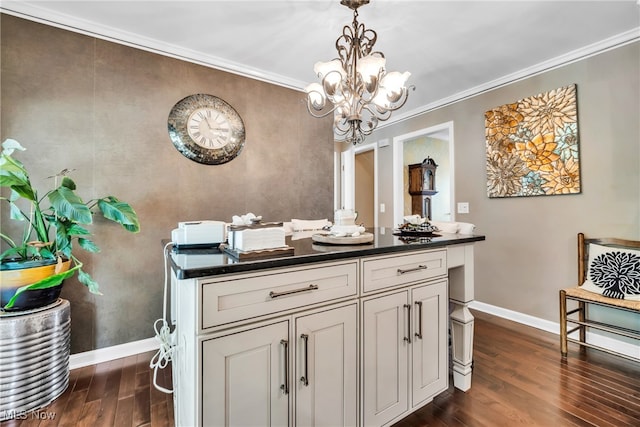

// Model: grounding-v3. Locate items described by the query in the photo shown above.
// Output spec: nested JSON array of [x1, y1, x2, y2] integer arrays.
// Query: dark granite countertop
[[169, 228, 485, 280]]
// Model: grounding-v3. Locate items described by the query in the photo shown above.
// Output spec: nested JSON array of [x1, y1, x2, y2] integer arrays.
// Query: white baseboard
[[69, 337, 159, 369], [69, 302, 637, 369], [470, 301, 640, 360]]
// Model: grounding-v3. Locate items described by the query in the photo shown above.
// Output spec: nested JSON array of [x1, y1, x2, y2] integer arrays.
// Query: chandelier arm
[[358, 24, 377, 56], [362, 103, 391, 122], [305, 101, 338, 119], [378, 85, 415, 115], [336, 32, 353, 66], [334, 118, 373, 145], [334, 117, 356, 133]]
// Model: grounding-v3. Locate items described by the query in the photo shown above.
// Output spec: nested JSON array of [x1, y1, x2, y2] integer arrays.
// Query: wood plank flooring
[[0, 350, 173, 427], [1, 310, 638, 426], [392, 311, 640, 427]]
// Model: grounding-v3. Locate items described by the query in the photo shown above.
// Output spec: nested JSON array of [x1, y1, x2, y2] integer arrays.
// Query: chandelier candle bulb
[[357, 54, 385, 89], [305, 0, 413, 145]]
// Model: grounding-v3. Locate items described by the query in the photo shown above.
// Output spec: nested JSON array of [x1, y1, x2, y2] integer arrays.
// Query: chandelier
[[305, 0, 413, 145]]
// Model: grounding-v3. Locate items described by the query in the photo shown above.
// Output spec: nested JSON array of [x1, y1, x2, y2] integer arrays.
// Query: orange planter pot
[[0, 259, 71, 311]]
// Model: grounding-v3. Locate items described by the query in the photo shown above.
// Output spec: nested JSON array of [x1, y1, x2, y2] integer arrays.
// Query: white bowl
[[330, 225, 365, 235]]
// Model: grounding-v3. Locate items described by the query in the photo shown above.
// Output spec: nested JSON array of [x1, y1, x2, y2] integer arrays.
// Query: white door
[[362, 292, 409, 426], [294, 304, 358, 427], [202, 320, 290, 426], [411, 281, 448, 406]]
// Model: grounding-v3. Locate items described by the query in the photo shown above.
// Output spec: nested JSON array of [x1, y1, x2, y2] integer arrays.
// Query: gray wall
[[0, 15, 334, 353], [372, 42, 640, 326]]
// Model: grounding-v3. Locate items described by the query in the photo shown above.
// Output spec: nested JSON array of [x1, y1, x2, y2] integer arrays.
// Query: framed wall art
[[485, 84, 581, 198]]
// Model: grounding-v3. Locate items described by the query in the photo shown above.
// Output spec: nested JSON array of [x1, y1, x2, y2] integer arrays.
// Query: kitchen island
[[169, 228, 484, 427]]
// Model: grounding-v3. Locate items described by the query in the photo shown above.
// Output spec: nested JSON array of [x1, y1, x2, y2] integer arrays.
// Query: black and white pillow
[[580, 243, 640, 300]]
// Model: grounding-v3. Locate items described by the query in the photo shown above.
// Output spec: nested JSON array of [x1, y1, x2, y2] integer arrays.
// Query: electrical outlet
[[380, 203, 385, 213], [457, 202, 469, 214]]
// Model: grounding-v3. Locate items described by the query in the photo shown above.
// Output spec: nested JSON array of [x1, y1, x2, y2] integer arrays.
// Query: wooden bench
[[559, 233, 640, 362]]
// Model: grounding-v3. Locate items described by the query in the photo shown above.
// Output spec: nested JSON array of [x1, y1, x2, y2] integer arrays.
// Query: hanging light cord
[[150, 241, 176, 394]]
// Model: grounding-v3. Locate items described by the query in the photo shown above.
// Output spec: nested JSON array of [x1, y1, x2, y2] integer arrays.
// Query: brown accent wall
[[0, 14, 334, 352]]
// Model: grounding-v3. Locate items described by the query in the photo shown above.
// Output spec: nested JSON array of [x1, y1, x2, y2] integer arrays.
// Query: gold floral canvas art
[[485, 84, 581, 198]]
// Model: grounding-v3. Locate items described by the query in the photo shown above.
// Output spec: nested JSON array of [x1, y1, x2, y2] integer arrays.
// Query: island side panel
[[447, 244, 475, 391]]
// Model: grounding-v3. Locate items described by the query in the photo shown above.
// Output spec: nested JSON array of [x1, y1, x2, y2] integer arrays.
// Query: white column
[[447, 244, 475, 391]]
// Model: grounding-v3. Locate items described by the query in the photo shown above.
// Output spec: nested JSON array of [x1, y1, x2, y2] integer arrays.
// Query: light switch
[[457, 202, 469, 214], [380, 203, 385, 213]]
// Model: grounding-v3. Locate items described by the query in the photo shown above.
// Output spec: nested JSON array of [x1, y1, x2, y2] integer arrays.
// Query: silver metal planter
[[0, 299, 71, 421]]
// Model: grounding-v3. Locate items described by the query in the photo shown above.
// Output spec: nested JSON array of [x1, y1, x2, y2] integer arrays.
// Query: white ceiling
[[2, 1, 639, 123]]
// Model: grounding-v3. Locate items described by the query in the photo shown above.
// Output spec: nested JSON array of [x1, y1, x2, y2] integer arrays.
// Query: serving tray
[[311, 232, 374, 245], [393, 230, 441, 237], [220, 244, 294, 260]]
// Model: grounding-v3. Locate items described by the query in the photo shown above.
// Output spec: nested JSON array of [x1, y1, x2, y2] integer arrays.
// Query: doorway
[[355, 149, 375, 227], [340, 142, 378, 227], [392, 122, 455, 226]]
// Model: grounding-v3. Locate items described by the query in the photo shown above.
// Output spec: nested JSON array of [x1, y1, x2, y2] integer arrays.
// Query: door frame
[[341, 141, 379, 227]]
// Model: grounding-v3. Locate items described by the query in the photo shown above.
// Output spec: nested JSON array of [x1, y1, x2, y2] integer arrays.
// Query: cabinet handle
[[415, 301, 423, 340], [397, 265, 428, 275], [300, 334, 309, 387], [280, 339, 289, 395], [269, 284, 319, 299], [403, 304, 412, 344]]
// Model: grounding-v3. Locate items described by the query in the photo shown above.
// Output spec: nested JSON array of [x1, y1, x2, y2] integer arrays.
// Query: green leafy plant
[[0, 138, 140, 308]]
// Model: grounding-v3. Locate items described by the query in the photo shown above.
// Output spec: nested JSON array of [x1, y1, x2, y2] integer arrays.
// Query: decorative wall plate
[[168, 94, 245, 165]]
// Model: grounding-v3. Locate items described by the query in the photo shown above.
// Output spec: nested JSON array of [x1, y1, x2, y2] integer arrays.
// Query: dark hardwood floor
[[1, 310, 638, 426], [393, 311, 640, 427], [0, 349, 173, 427]]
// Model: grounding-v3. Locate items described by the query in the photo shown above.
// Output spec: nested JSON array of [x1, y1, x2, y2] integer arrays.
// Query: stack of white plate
[[330, 225, 366, 236]]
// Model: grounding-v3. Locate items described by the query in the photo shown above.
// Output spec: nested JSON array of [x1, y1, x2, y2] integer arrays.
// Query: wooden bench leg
[[559, 290, 568, 357], [578, 300, 586, 353]]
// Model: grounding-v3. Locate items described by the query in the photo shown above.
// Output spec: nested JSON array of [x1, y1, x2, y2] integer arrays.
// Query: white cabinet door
[[362, 292, 409, 427], [411, 280, 448, 407], [202, 320, 290, 427], [295, 304, 358, 427]]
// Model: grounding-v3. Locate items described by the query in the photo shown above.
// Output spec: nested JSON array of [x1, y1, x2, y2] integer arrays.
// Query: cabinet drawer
[[200, 261, 358, 329], [362, 250, 446, 293]]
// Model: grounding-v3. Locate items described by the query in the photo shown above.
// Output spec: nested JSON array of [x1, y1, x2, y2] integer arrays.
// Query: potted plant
[[0, 138, 140, 311]]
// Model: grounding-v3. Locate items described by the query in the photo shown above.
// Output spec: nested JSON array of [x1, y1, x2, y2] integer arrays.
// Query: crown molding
[[0, 2, 307, 91], [385, 27, 640, 127], [2, 3, 638, 122]]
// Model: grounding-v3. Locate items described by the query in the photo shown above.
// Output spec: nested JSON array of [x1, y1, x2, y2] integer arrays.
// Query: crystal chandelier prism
[[305, 0, 413, 145]]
